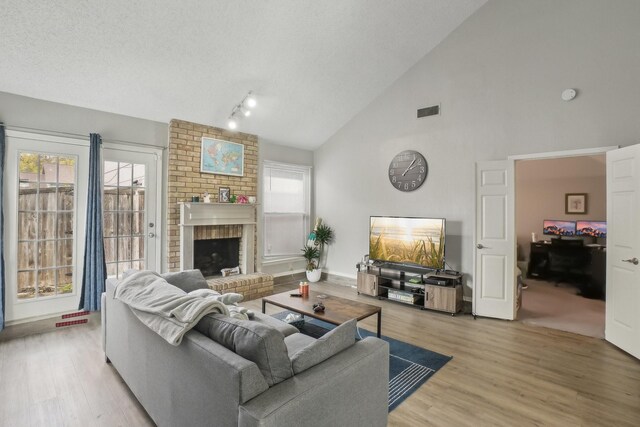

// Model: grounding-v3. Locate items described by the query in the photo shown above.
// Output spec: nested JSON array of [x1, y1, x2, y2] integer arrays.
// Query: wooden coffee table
[[262, 289, 382, 337]]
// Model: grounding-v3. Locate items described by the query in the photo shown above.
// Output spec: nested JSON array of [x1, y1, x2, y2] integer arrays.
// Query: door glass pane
[[18, 213, 37, 240], [38, 270, 56, 297], [38, 213, 57, 239], [39, 186, 57, 211], [118, 163, 133, 186], [18, 152, 76, 299], [57, 240, 73, 267], [18, 242, 36, 270], [103, 161, 148, 278], [58, 157, 76, 184], [57, 185, 74, 210], [18, 183, 37, 210], [57, 212, 74, 239], [56, 268, 73, 294], [17, 271, 36, 299], [39, 240, 56, 268]]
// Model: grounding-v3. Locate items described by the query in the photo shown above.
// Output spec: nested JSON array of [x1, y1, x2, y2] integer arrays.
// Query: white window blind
[[263, 162, 310, 257]]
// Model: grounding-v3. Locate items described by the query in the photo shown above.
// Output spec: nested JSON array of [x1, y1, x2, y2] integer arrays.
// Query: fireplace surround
[[179, 202, 256, 275]]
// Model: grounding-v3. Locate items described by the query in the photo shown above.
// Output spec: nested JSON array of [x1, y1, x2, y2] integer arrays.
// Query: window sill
[[261, 256, 304, 266]]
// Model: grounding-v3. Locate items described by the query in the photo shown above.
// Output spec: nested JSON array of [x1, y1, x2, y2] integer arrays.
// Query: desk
[[527, 241, 606, 299]]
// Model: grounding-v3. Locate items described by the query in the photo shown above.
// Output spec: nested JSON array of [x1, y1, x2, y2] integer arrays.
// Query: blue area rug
[[273, 311, 452, 411]]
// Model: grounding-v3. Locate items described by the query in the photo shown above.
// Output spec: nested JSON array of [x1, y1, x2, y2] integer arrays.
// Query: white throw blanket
[[114, 271, 230, 345]]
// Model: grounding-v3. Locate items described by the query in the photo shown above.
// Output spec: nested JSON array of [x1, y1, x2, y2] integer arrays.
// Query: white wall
[[515, 156, 606, 262], [314, 0, 640, 296], [258, 141, 314, 276]]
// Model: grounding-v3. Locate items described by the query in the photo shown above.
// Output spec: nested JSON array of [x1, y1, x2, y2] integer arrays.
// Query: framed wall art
[[218, 187, 230, 203], [201, 137, 244, 176], [565, 193, 587, 214]]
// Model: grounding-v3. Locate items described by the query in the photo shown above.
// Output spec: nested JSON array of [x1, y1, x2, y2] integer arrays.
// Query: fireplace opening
[[193, 238, 240, 277]]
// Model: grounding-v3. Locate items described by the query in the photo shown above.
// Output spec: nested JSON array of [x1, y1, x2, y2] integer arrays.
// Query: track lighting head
[[246, 93, 257, 108], [225, 91, 256, 130]]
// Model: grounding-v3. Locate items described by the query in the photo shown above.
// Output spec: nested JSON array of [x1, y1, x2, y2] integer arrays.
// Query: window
[[263, 161, 311, 258], [17, 152, 76, 299], [103, 161, 147, 278]]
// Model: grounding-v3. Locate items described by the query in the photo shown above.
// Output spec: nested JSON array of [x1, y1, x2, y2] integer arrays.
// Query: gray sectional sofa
[[102, 273, 389, 427]]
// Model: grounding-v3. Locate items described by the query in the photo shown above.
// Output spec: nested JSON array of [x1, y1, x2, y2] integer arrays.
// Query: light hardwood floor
[[1, 279, 639, 427]]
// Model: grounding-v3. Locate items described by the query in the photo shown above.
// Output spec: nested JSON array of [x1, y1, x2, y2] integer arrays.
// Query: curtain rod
[[3, 124, 167, 150]]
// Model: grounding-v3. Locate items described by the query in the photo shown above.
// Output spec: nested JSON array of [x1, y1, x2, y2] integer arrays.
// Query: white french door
[[103, 146, 160, 277], [4, 131, 88, 323], [606, 144, 640, 359], [474, 160, 516, 320]]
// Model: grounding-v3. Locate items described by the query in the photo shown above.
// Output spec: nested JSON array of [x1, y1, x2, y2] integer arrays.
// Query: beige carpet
[[518, 279, 605, 339]]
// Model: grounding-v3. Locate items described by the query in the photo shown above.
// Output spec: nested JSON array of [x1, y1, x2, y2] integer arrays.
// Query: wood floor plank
[[0, 278, 638, 427]]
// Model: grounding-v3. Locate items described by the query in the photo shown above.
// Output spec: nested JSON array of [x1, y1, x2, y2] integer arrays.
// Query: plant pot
[[306, 268, 322, 283]]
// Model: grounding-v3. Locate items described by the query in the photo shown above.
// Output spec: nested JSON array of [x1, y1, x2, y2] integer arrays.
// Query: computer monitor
[[576, 221, 607, 238], [543, 220, 576, 236]]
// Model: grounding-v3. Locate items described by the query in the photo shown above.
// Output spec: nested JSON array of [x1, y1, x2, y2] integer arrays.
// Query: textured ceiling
[[0, 0, 486, 149]]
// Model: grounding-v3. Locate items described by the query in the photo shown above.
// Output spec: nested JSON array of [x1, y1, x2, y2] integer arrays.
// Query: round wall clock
[[388, 150, 428, 192]]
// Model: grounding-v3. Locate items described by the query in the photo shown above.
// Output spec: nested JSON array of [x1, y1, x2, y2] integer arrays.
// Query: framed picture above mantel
[[200, 137, 244, 176], [565, 193, 587, 214]]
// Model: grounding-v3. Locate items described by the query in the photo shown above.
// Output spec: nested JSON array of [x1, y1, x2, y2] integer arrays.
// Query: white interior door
[[103, 146, 160, 277], [606, 144, 640, 359], [474, 160, 516, 320]]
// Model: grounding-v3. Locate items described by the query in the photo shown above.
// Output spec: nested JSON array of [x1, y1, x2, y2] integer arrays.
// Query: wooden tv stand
[[356, 262, 463, 315]]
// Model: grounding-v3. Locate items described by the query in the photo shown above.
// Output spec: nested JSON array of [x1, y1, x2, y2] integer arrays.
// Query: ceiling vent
[[417, 105, 440, 118]]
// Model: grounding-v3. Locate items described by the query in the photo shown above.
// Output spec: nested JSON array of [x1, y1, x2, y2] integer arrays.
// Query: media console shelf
[[356, 262, 463, 315]]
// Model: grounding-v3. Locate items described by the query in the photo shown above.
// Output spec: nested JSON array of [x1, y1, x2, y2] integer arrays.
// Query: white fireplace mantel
[[179, 202, 256, 274]]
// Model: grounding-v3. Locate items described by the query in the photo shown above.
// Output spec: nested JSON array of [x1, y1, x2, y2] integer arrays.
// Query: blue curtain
[[79, 133, 107, 311], [0, 124, 5, 330]]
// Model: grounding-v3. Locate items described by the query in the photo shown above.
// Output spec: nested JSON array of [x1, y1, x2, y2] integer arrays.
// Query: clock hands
[[402, 156, 417, 176]]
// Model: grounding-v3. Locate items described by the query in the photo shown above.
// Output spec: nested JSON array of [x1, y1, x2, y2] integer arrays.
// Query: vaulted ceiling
[[0, 0, 487, 149]]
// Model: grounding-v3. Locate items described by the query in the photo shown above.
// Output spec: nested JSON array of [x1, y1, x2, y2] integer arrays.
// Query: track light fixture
[[226, 91, 257, 130]]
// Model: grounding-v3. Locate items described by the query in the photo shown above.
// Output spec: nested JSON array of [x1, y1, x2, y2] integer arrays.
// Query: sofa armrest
[[238, 337, 389, 427]]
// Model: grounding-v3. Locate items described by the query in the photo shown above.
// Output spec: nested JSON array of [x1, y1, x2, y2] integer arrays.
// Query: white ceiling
[[0, 0, 486, 149]]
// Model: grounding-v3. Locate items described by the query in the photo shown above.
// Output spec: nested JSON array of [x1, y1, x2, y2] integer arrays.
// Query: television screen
[[543, 220, 576, 236], [369, 216, 445, 269], [576, 221, 607, 238]]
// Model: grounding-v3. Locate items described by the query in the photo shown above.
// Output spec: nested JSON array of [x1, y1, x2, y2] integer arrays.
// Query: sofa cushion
[[289, 319, 357, 374], [252, 312, 299, 337], [161, 270, 209, 293], [195, 314, 293, 386], [284, 333, 316, 358]]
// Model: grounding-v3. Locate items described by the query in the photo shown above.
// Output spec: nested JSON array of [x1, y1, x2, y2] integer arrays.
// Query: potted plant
[[301, 245, 322, 282], [313, 223, 334, 268]]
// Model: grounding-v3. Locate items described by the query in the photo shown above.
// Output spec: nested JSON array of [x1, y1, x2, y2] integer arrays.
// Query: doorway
[[515, 155, 606, 338]]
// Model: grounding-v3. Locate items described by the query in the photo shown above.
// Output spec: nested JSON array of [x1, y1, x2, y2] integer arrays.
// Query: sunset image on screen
[[369, 217, 445, 269]]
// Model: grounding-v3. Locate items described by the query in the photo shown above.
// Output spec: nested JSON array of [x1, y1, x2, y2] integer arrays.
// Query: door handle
[[148, 232, 156, 238], [476, 244, 485, 249], [622, 257, 639, 265]]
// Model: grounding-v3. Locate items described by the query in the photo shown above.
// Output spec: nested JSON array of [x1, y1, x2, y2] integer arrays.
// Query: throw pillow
[[161, 270, 208, 293], [289, 319, 357, 374], [195, 314, 293, 386]]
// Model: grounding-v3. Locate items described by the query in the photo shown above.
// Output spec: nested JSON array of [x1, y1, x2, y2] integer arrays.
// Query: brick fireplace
[[168, 119, 258, 272], [179, 202, 256, 275]]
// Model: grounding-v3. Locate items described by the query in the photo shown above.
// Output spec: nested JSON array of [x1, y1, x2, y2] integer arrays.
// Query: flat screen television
[[369, 216, 445, 270], [576, 220, 607, 238], [543, 220, 576, 236]]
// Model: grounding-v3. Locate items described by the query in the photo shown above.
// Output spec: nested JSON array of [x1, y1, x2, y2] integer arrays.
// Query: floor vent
[[62, 311, 90, 319], [56, 319, 88, 328], [417, 105, 440, 118]]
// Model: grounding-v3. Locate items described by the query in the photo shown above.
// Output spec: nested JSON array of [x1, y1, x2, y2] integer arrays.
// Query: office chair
[[547, 239, 588, 287]]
